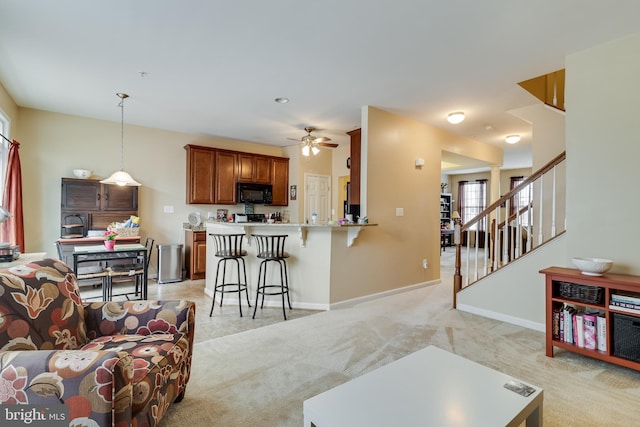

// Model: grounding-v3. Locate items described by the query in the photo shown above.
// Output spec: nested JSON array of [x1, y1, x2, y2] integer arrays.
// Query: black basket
[[555, 281, 604, 304], [612, 313, 640, 363]]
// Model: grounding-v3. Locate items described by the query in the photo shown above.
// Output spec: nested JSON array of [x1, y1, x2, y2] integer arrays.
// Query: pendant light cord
[[117, 93, 129, 171]]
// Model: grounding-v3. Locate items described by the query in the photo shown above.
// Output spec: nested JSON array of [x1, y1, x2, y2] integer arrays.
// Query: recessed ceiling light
[[505, 134, 521, 144], [274, 97, 289, 104], [484, 124, 494, 131], [447, 112, 465, 124]]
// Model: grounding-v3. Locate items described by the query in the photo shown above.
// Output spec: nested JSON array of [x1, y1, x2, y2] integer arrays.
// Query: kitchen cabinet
[[184, 144, 289, 206], [214, 150, 238, 204], [185, 145, 215, 204], [60, 178, 138, 237], [271, 157, 289, 206], [238, 153, 272, 184], [347, 128, 361, 206], [185, 230, 207, 280]]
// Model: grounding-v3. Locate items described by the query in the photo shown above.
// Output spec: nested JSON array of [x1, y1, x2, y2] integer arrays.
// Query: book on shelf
[[575, 313, 585, 348], [597, 314, 607, 352], [608, 304, 640, 315], [611, 291, 640, 305], [554, 303, 605, 350], [583, 313, 597, 350], [609, 300, 640, 311]]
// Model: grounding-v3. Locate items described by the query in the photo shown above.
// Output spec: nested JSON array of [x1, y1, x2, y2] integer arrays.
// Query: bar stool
[[252, 234, 291, 320], [209, 233, 251, 316]]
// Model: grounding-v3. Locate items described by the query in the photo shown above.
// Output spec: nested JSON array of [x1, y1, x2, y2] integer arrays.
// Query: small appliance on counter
[[233, 213, 266, 223]]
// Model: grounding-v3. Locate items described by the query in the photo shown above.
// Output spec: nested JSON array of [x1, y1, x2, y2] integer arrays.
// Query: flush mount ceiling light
[[505, 134, 521, 144], [447, 112, 465, 124], [101, 93, 141, 187], [274, 97, 289, 104]]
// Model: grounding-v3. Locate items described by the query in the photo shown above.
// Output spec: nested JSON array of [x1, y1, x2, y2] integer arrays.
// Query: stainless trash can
[[157, 244, 183, 284]]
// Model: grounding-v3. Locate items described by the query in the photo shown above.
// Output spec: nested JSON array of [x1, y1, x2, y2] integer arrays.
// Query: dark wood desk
[[440, 229, 454, 252], [73, 244, 148, 300]]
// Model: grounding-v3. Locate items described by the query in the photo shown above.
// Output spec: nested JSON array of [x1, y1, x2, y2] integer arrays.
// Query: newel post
[[452, 212, 462, 308]]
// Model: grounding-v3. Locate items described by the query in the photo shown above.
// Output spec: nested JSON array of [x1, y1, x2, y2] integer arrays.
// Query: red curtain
[[1, 140, 24, 251]]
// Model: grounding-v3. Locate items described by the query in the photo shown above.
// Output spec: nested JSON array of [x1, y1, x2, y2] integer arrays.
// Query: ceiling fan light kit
[[292, 127, 338, 157]]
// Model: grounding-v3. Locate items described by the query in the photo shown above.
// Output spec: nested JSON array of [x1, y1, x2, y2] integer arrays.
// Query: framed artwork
[[290, 185, 297, 201], [217, 209, 228, 221]]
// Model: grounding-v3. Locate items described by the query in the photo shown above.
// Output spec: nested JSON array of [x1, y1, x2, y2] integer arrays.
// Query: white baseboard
[[457, 303, 545, 332], [329, 279, 441, 310], [203, 280, 441, 312], [203, 287, 330, 311]]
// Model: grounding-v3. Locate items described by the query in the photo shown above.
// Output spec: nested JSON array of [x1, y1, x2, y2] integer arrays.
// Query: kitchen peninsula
[[205, 222, 377, 310]]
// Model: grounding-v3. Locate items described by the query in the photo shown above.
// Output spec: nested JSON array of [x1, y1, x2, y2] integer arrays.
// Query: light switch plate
[[396, 208, 404, 217]]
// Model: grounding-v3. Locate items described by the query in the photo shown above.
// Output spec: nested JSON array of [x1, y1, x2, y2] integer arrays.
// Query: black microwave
[[237, 183, 272, 204]]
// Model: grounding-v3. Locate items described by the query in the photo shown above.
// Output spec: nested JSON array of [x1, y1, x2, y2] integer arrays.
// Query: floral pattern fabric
[[0, 258, 195, 427]]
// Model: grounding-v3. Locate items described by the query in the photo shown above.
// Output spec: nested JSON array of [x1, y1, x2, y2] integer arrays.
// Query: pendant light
[[101, 93, 141, 186]]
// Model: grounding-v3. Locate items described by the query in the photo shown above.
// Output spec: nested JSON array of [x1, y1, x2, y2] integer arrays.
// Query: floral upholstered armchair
[[0, 258, 195, 427]]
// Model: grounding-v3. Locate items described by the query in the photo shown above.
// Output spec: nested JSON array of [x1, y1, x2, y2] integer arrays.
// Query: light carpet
[[161, 282, 640, 426]]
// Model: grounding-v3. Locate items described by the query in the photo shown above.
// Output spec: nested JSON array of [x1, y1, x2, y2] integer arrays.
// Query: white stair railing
[[453, 152, 566, 306]]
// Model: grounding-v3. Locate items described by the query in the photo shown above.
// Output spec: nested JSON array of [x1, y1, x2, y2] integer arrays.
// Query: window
[[458, 180, 487, 230], [510, 176, 532, 226], [0, 109, 9, 203]]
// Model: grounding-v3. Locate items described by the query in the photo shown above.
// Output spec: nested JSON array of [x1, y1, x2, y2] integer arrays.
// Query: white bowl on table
[[572, 257, 613, 276], [73, 169, 92, 179]]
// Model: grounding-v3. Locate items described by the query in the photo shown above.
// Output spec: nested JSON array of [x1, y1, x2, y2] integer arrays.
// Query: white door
[[305, 174, 331, 224]]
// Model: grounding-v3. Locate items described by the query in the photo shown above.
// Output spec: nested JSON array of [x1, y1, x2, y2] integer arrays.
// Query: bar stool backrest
[[252, 234, 289, 260], [210, 233, 247, 258]]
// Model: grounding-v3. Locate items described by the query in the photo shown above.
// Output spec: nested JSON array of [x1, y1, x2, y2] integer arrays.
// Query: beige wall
[[566, 32, 640, 275], [2, 89, 503, 304], [327, 106, 502, 303], [13, 107, 287, 274]]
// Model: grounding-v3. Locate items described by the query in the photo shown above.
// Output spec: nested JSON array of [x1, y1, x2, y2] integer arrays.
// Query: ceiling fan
[[288, 127, 338, 156]]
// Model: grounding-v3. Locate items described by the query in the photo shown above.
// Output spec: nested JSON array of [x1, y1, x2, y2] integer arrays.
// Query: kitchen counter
[[205, 222, 378, 310], [203, 221, 377, 247]]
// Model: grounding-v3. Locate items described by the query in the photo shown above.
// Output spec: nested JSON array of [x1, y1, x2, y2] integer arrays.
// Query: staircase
[[452, 151, 566, 307]]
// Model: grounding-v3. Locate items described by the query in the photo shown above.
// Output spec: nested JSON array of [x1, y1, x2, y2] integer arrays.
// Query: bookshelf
[[541, 267, 640, 371], [440, 193, 452, 229]]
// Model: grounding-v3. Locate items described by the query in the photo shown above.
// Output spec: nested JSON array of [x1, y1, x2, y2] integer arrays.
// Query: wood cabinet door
[[254, 156, 272, 184], [193, 239, 207, 275], [270, 158, 289, 206], [215, 150, 237, 204], [186, 145, 215, 204], [102, 185, 138, 211], [347, 128, 361, 205], [238, 153, 255, 182], [61, 179, 101, 211]]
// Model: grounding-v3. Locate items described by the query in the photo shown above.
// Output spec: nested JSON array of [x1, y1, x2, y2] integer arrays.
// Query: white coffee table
[[304, 345, 543, 427]]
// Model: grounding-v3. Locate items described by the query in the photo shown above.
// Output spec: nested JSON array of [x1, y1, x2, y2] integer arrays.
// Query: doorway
[[304, 173, 331, 224]]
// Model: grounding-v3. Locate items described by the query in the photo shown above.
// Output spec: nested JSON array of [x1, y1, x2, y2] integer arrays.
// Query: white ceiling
[[1, 1, 639, 172]]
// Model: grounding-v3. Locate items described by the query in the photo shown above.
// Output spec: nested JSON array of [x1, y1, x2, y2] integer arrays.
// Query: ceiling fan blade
[[286, 137, 301, 142], [317, 142, 339, 148], [313, 136, 331, 143]]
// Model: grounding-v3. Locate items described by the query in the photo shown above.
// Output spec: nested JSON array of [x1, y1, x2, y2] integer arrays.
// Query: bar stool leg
[[210, 258, 223, 316]]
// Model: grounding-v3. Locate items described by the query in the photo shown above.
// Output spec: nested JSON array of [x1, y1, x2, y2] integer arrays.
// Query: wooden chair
[[55, 241, 109, 300], [107, 237, 154, 300]]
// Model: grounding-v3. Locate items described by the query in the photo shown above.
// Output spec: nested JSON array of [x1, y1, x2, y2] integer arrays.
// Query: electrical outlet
[[423, 259, 428, 269], [163, 205, 174, 213]]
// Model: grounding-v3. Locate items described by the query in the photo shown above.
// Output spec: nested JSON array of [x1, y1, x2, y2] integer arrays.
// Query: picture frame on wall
[[290, 185, 297, 201]]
